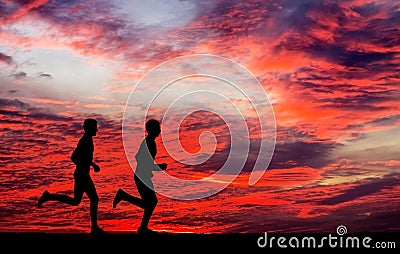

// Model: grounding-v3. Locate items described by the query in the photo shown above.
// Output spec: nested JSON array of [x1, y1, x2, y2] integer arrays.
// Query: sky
[[0, 0, 399, 234]]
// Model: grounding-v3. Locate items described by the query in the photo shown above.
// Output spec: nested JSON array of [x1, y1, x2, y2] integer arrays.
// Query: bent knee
[[146, 197, 157, 209], [71, 199, 81, 206]]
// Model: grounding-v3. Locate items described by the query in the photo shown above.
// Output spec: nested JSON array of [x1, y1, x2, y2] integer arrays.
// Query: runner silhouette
[[113, 119, 167, 235], [38, 118, 106, 235]]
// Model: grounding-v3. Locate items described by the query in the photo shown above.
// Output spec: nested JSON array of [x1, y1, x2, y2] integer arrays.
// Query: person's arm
[[150, 140, 167, 171], [70, 148, 79, 165], [153, 163, 167, 171], [91, 161, 100, 172]]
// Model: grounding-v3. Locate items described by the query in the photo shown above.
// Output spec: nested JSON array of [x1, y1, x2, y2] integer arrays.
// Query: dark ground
[[1, 231, 398, 252]]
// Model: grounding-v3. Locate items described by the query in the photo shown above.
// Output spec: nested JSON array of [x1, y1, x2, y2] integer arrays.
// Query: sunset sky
[[0, 0, 399, 234]]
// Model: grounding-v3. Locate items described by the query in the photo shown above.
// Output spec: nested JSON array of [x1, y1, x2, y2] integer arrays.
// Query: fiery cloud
[[0, 0, 399, 233]]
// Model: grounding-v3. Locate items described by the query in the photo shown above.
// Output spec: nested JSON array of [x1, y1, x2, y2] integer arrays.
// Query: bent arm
[[137, 160, 163, 171], [91, 161, 100, 172], [136, 154, 166, 171], [154, 163, 167, 171]]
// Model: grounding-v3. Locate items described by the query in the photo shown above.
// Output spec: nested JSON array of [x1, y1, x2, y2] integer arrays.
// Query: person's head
[[83, 118, 98, 136], [145, 119, 161, 139]]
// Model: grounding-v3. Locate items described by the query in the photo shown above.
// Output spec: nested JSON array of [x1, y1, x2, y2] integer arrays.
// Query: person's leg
[[38, 174, 84, 207], [38, 190, 50, 207], [135, 176, 157, 232], [139, 189, 157, 230], [113, 188, 144, 209], [84, 176, 103, 233]]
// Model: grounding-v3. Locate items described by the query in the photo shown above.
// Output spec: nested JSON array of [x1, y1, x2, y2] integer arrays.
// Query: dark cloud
[[189, 0, 326, 41], [352, 2, 381, 18], [319, 176, 398, 205], [7, 2, 187, 75], [0, 1, 16, 17], [277, 37, 397, 69], [7, 90, 18, 94], [179, 139, 338, 175], [240, 127, 339, 172], [198, 0, 271, 35], [0, 119, 24, 124], [268, 141, 338, 170], [37, 72, 53, 79], [320, 90, 399, 111], [0, 108, 57, 122], [359, 8, 400, 48], [0, 97, 71, 122], [32, 0, 144, 60], [0, 98, 30, 108], [10, 71, 27, 79], [287, 62, 399, 112], [308, 44, 395, 68], [270, 0, 400, 71], [35, 0, 113, 25], [3, 0, 399, 68], [0, 53, 13, 65], [179, 0, 339, 48], [347, 114, 400, 129], [177, 110, 227, 131], [366, 114, 400, 125]]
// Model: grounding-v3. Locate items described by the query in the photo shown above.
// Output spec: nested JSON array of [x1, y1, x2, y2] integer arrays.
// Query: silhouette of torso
[[70, 134, 93, 174], [135, 136, 156, 181]]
